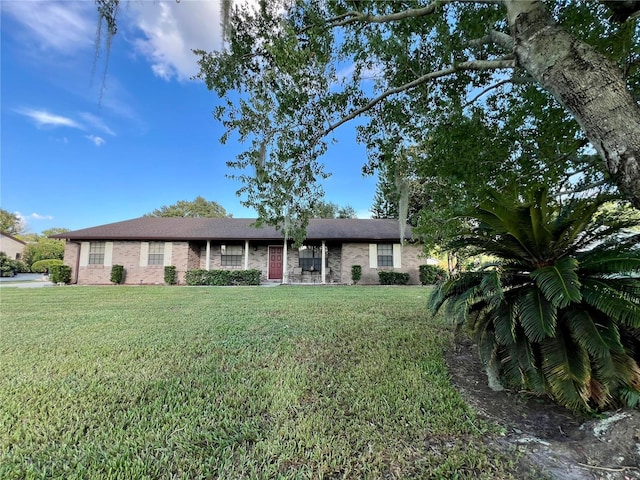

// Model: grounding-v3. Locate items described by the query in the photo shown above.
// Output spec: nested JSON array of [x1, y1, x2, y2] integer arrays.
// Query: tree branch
[[469, 29, 515, 51], [324, 0, 502, 29], [323, 58, 515, 136], [464, 74, 532, 105]]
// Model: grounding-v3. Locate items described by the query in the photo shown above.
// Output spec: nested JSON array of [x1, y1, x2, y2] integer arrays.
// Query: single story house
[[51, 217, 425, 285], [0, 232, 26, 260]]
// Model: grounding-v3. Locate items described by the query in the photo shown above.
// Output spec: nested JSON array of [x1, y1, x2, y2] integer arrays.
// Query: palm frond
[[590, 346, 618, 386], [570, 225, 639, 256], [619, 386, 640, 408], [564, 308, 624, 357], [531, 257, 582, 308], [541, 331, 592, 411], [502, 335, 545, 394], [478, 269, 505, 308], [587, 378, 612, 409], [611, 353, 640, 387], [527, 187, 554, 255], [582, 279, 640, 328], [598, 278, 640, 303], [449, 236, 533, 262], [549, 198, 602, 253], [518, 288, 557, 342], [577, 249, 640, 276], [493, 302, 517, 346], [427, 272, 484, 314]]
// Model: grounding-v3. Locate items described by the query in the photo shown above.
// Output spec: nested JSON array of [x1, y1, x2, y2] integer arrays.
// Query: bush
[[185, 269, 261, 286], [428, 187, 640, 412], [13, 260, 30, 273], [110, 265, 125, 284], [230, 269, 261, 286], [0, 252, 17, 277], [378, 271, 410, 285], [419, 264, 447, 285], [351, 265, 362, 285], [49, 264, 71, 284], [31, 259, 63, 273], [164, 266, 177, 285], [22, 238, 65, 268]]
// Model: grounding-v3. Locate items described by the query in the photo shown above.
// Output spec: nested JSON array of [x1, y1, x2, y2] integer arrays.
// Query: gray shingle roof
[[51, 218, 412, 242]]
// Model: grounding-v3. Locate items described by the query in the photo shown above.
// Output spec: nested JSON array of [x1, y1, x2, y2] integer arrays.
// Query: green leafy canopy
[[192, 0, 640, 237]]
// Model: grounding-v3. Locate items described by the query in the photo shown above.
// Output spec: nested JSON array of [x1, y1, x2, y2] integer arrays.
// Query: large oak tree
[[99, 0, 640, 232], [196, 0, 639, 229]]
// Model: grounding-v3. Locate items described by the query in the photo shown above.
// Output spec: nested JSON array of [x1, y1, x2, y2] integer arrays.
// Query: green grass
[[0, 286, 516, 479]]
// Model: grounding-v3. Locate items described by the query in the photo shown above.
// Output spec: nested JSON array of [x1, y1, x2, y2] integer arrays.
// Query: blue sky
[[1, 0, 376, 234]]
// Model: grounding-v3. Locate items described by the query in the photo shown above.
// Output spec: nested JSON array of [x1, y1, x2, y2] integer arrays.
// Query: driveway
[[0, 273, 54, 288]]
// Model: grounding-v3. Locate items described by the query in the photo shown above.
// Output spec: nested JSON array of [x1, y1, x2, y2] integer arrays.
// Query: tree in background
[[0, 209, 25, 236], [311, 201, 357, 219], [370, 158, 432, 227], [22, 228, 69, 268], [143, 196, 230, 218]]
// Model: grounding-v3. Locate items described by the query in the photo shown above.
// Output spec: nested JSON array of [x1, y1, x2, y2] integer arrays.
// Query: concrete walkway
[[0, 273, 54, 288]]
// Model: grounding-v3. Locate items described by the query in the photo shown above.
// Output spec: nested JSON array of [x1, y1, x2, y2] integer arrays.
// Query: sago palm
[[429, 188, 640, 412]]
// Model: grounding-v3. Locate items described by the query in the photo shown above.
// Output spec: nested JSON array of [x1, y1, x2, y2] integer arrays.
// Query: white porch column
[[205, 240, 211, 271], [282, 239, 289, 284], [244, 240, 249, 270], [321, 240, 326, 284]]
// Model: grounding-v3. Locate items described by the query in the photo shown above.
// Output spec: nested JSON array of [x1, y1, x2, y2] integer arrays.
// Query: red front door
[[268, 246, 283, 280]]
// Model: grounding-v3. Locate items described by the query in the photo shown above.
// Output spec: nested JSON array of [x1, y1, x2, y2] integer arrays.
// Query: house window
[[299, 246, 326, 272], [148, 242, 165, 265], [377, 244, 393, 267], [221, 245, 243, 266], [88, 242, 105, 265]]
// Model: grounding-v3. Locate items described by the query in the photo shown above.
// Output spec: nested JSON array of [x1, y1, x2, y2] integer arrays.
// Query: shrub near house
[[429, 188, 640, 412], [0, 252, 17, 277], [31, 259, 63, 273]]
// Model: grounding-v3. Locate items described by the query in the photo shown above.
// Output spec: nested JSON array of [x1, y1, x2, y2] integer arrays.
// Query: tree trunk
[[505, 0, 640, 208]]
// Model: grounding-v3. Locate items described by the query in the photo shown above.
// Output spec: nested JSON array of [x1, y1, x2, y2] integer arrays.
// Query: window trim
[[370, 243, 401, 269], [148, 241, 165, 266], [88, 241, 106, 265], [221, 244, 243, 267], [298, 245, 327, 272], [377, 243, 394, 267]]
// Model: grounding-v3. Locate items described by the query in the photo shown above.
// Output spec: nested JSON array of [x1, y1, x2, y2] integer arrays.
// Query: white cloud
[[29, 213, 54, 221], [16, 108, 83, 129], [79, 112, 116, 136], [86, 135, 106, 146], [1, 1, 94, 54], [17, 109, 117, 142], [15, 212, 53, 226], [129, 0, 224, 81]]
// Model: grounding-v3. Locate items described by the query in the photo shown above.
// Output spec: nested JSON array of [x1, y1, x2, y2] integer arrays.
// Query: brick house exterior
[[53, 218, 425, 285]]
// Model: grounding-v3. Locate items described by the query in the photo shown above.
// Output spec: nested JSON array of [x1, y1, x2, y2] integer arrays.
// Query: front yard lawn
[[0, 286, 517, 479]]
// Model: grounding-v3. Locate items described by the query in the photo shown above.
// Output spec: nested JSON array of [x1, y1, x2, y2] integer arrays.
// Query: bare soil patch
[[446, 336, 640, 480]]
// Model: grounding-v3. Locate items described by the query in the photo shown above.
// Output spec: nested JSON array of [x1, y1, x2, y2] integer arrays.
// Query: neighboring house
[[0, 232, 26, 260], [51, 218, 425, 285]]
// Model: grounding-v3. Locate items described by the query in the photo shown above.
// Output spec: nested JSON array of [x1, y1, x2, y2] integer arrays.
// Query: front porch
[[189, 240, 343, 284]]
